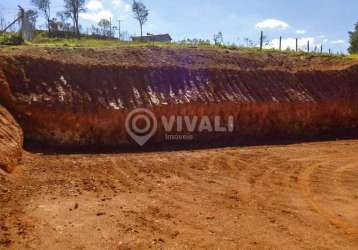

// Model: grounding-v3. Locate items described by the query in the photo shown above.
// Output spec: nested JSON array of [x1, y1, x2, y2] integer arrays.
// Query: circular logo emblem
[[125, 108, 158, 146]]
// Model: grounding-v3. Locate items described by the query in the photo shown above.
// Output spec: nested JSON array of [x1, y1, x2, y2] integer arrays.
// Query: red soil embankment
[[0, 47, 358, 149], [0, 105, 23, 172]]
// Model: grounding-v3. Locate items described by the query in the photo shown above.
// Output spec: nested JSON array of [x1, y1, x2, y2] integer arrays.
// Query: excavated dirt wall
[[0, 105, 23, 172], [0, 48, 358, 149]]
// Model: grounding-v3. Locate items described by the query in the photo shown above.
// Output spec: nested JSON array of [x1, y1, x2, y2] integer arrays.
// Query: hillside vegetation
[[1, 32, 353, 60]]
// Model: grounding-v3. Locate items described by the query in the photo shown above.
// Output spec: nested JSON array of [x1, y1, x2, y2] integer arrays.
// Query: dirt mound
[[0, 105, 23, 172], [0, 47, 358, 149]]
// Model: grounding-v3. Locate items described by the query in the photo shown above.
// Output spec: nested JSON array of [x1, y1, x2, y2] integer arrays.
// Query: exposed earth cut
[[0, 105, 23, 173], [0, 47, 358, 249], [1, 47, 358, 149]]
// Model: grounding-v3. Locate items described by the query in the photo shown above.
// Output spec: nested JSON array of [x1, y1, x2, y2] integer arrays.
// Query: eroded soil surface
[[0, 105, 23, 173], [2, 47, 358, 148], [1, 140, 358, 249]]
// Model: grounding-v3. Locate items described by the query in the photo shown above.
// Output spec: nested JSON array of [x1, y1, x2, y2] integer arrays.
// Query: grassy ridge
[[1, 32, 356, 60]]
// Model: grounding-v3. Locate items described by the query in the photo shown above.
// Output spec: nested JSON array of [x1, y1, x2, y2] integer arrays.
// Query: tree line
[[349, 23, 358, 53], [1, 1, 358, 53], [11, 0, 149, 39]]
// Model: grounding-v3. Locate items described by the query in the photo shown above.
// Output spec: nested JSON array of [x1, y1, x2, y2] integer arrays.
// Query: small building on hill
[[132, 33, 172, 43]]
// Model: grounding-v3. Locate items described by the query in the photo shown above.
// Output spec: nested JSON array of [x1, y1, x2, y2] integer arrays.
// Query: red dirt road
[[1, 140, 358, 249]]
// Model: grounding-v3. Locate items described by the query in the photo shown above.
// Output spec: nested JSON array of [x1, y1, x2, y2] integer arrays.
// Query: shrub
[[0, 34, 24, 45]]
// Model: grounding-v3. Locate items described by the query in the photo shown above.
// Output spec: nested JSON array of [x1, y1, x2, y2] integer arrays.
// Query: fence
[[259, 31, 333, 54]]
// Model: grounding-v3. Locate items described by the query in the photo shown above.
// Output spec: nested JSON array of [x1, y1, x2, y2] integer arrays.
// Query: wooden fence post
[[307, 40, 310, 53], [260, 31, 263, 51], [320, 44, 323, 53], [279, 36, 282, 51], [296, 38, 298, 52]]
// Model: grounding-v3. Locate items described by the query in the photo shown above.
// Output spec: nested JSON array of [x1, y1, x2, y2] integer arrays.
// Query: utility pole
[[118, 19, 122, 40], [296, 38, 298, 52], [307, 40, 310, 53], [320, 44, 323, 54], [260, 31, 263, 51]]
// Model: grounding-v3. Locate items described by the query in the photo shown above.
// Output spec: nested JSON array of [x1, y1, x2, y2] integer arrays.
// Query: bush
[[178, 39, 212, 46], [0, 34, 24, 45]]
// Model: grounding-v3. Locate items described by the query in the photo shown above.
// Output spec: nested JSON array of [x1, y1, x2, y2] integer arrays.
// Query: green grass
[[347, 54, 358, 59], [0, 32, 272, 50], [0, 33, 23, 46], [30, 36, 135, 48], [1, 32, 357, 61], [27, 33, 238, 49]]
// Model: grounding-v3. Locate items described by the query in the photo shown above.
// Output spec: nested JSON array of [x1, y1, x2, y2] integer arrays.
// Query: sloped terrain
[[0, 47, 358, 149], [0, 105, 23, 173]]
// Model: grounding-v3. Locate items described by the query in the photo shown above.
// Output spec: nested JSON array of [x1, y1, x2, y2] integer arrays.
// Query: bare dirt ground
[[1, 140, 358, 249]]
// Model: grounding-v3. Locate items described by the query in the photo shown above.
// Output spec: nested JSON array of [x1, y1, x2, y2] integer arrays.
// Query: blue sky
[[1, 0, 357, 52]]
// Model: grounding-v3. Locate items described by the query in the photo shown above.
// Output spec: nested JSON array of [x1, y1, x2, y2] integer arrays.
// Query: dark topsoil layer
[[0, 46, 357, 71]]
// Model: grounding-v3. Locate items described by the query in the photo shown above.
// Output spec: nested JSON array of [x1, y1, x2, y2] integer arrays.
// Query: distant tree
[[249, 40, 257, 47], [64, 0, 86, 37], [132, 0, 149, 39], [98, 18, 111, 37], [349, 22, 358, 54], [31, 0, 51, 32], [244, 38, 249, 47], [213, 32, 223, 45], [55, 11, 72, 32]]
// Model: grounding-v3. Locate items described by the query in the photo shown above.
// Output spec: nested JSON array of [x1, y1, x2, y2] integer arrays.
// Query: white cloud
[[79, 0, 131, 23], [296, 29, 306, 35], [265, 37, 320, 51], [125, 4, 131, 12], [112, 0, 131, 12], [256, 19, 289, 30], [80, 0, 124, 23], [111, 0, 121, 5], [86, 0, 104, 11], [331, 40, 345, 45], [80, 10, 113, 22]]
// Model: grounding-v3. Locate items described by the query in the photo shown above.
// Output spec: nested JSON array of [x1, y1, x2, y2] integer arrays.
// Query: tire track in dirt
[[243, 154, 312, 248], [334, 162, 358, 197], [299, 161, 358, 238], [1, 141, 358, 249]]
